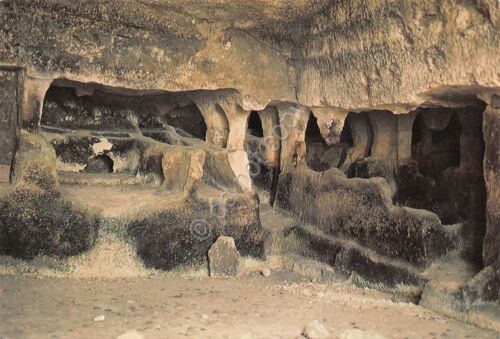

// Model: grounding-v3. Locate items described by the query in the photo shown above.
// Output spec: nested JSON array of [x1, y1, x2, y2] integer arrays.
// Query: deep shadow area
[[248, 111, 264, 137], [397, 105, 487, 266], [42, 83, 207, 141], [411, 112, 462, 177], [84, 154, 114, 173], [305, 113, 353, 172]]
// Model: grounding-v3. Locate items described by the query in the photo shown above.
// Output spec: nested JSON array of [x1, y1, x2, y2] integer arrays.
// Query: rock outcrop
[[0, 0, 498, 332]]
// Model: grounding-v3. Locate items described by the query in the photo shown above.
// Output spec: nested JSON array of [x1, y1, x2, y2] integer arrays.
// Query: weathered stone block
[[208, 236, 240, 277], [483, 105, 500, 267]]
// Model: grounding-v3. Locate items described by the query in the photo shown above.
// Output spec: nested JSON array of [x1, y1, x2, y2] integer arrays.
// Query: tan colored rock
[[257, 106, 281, 168], [193, 100, 229, 147], [309, 107, 349, 145], [161, 146, 205, 193], [21, 77, 52, 132], [116, 330, 144, 339], [340, 113, 372, 171], [227, 150, 253, 192], [296, 2, 500, 109], [303, 320, 329, 339], [276, 104, 309, 170]]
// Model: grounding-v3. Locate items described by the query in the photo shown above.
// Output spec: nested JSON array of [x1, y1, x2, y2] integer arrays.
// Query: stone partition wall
[[483, 103, 500, 268], [0, 68, 22, 183]]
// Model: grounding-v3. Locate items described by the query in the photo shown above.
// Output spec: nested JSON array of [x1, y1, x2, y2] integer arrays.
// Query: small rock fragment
[[303, 320, 329, 339], [93, 315, 105, 322], [262, 267, 271, 277], [208, 236, 240, 277], [116, 329, 144, 339]]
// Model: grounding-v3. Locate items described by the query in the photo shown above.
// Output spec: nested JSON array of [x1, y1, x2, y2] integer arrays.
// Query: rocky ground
[[0, 271, 497, 339]]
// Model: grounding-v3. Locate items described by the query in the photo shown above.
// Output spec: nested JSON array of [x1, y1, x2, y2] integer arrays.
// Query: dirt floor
[[1, 181, 498, 338], [0, 272, 498, 339], [59, 183, 184, 218]]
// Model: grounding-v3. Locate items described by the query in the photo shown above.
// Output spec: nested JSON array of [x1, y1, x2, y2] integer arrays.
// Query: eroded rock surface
[[0, 0, 499, 334], [208, 236, 240, 277]]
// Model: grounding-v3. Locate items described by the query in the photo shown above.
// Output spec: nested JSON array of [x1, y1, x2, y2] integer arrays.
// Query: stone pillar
[[396, 112, 417, 165], [309, 107, 349, 145], [216, 101, 253, 192], [21, 76, 52, 132], [0, 68, 22, 183], [482, 103, 500, 267], [219, 102, 250, 151], [257, 106, 281, 168], [194, 101, 229, 148], [367, 110, 398, 164], [340, 112, 373, 171], [276, 104, 309, 170]]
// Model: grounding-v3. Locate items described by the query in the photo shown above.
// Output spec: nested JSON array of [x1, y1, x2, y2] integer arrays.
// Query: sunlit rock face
[[0, 0, 499, 332]]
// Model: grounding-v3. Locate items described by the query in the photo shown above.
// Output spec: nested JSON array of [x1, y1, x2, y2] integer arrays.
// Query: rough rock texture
[[482, 104, 500, 268], [2, 2, 498, 110], [303, 319, 330, 339], [208, 236, 240, 277], [128, 191, 265, 270], [0, 0, 499, 332], [276, 164, 453, 267], [0, 132, 99, 259], [0, 1, 296, 108], [0, 68, 21, 171], [291, 1, 500, 109]]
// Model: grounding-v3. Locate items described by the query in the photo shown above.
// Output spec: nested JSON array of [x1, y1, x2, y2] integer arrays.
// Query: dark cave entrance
[[339, 114, 354, 147], [245, 111, 267, 191], [84, 154, 114, 173], [42, 82, 208, 143], [247, 111, 264, 138], [160, 104, 207, 141], [40, 80, 216, 187], [305, 113, 329, 172], [245, 111, 265, 181], [398, 104, 487, 265], [411, 112, 462, 178], [305, 112, 353, 172], [244, 109, 282, 205]]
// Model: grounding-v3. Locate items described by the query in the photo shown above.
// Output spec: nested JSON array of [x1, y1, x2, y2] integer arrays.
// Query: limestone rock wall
[[0, 0, 498, 322], [483, 103, 500, 267], [2, 1, 498, 110], [0, 1, 295, 106], [290, 0, 500, 109]]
